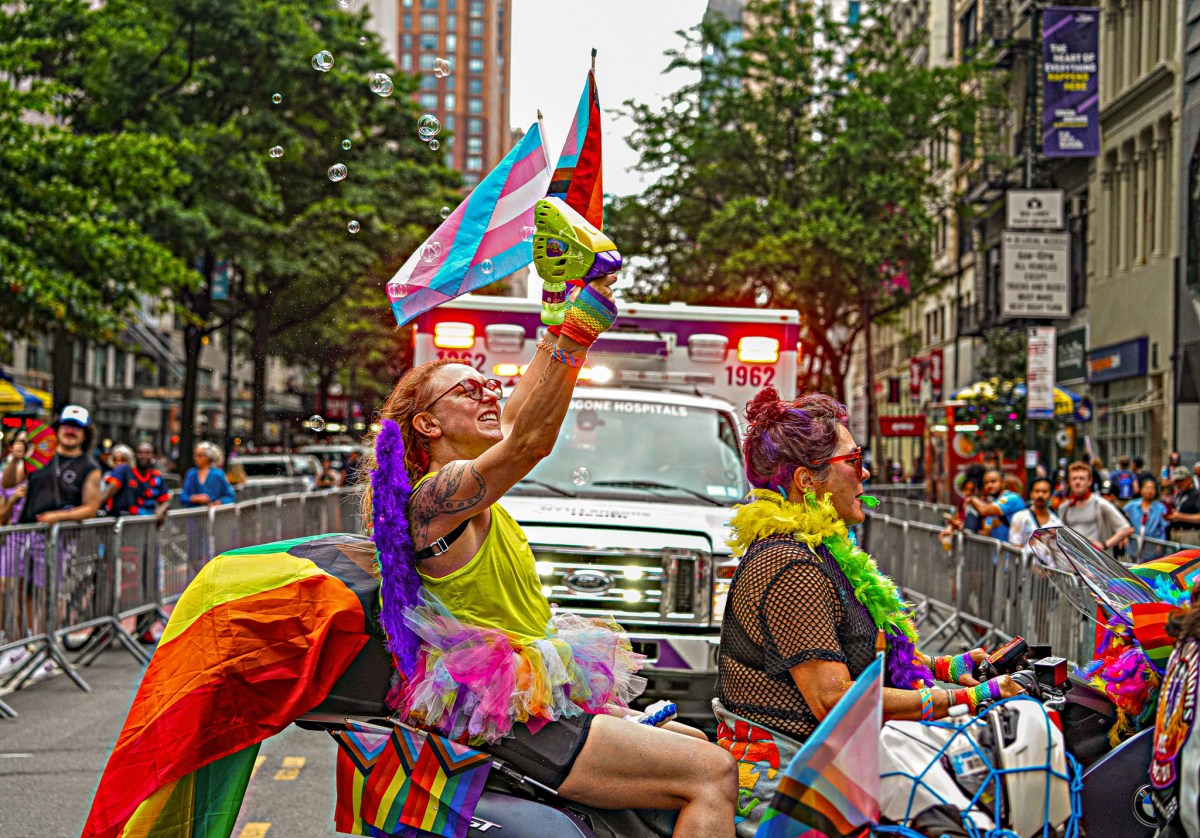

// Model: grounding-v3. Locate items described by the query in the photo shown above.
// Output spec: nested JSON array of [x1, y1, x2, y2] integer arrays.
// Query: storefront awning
[[0, 376, 52, 414]]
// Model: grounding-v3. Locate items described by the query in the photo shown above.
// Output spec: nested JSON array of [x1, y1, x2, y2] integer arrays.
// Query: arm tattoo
[[408, 461, 486, 547]]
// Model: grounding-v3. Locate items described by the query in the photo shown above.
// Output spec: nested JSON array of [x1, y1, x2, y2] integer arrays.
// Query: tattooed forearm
[[408, 461, 486, 547]]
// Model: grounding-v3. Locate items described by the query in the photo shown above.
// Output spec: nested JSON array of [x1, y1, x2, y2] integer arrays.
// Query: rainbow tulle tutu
[[397, 592, 647, 744]]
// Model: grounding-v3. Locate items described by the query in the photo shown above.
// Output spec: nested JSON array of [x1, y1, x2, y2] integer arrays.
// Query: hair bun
[[745, 386, 786, 427]]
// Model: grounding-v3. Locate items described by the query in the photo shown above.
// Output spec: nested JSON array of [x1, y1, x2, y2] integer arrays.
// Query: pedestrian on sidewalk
[[1008, 478, 1062, 554], [1058, 461, 1134, 555], [180, 442, 235, 508], [1163, 451, 1183, 483], [4, 405, 101, 525], [0, 432, 29, 526], [1110, 456, 1137, 502], [100, 442, 170, 525], [1124, 478, 1170, 560], [1166, 467, 1200, 547], [960, 468, 1025, 541]]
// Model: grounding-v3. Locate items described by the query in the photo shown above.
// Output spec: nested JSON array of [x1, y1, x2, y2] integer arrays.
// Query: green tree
[[19, 0, 459, 456], [608, 0, 998, 402], [0, 20, 197, 408]]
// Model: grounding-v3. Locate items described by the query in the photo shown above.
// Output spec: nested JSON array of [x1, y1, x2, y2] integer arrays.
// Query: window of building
[[468, 97, 482, 114], [420, 0, 437, 7], [447, 0, 456, 9], [463, 173, 479, 187], [401, 53, 412, 71], [420, 53, 437, 70], [419, 92, 439, 109], [420, 73, 437, 88], [420, 13, 439, 30], [403, 0, 413, 6], [468, 77, 482, 94], [444, 93, 456, 110], [466, 155, 483, 171], [446, 15, 456, 32], [469, 0, 483, 16], [420, 33, 438, 50], [134, 356, 157, 388], [468, 117, 483, 134], [114, 348, 127, 388], [73, 343, 86, 383], [467, 136, 482, 154], [959, 1, 978, 56], [469, 38, 483, 55], [469, 58, 484, 73], [469, 18, 484, 36], [445, 33, 457, 51], [401, 34, 412, 49], [403, 13, 412, 29], [442, 114, 455, 131]]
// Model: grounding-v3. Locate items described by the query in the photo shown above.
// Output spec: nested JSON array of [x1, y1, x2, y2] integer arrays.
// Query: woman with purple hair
[[713, 387, 1019, 832]]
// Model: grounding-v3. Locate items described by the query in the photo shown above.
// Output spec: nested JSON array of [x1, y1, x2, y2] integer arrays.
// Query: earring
[[775, 484, 788, 498]]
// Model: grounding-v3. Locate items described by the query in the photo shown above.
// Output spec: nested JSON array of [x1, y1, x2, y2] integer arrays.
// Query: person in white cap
[[2, 405, 101, 524]]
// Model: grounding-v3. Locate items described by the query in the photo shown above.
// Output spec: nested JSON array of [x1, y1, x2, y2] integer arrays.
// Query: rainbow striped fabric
[[1131, 549, 1200, 593], [82, 534, 378, 838], [388, 122, 553, 327], [548, 67, 603, 232], [332, 720, 492, 838], [756, 655, 883, 838]]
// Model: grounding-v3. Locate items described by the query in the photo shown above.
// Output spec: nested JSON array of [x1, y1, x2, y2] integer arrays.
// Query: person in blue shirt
[[961, 468, 1026, 542], [101, 442, 171, 523], [180, 442, 236, 507], [1124, 477, 1170, 560]]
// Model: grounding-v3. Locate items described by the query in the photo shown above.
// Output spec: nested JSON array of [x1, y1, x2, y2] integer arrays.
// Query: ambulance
[[412, 294, 800, 721]]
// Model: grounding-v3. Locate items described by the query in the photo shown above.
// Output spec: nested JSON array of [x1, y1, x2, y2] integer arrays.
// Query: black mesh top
[[716, 534, 878, 742]]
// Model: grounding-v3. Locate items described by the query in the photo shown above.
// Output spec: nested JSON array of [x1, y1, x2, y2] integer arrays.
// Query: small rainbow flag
[[756, 655, 882, 838], [1130, 549, 1200, 593], [548, 59, 604, 232], [82, 535, 379, 838], [332, 720, 492, 838], [387, 122, 553, 326]]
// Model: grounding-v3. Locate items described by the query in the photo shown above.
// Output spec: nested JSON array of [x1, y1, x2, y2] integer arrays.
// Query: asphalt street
[[0, 648, 343, 838]]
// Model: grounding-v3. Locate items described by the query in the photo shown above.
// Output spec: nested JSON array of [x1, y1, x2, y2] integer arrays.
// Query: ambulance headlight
[[588, 366, 614, 385]]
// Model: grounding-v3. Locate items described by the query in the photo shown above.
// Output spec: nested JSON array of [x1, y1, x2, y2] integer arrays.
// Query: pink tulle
[[397, 592, 647, 744]]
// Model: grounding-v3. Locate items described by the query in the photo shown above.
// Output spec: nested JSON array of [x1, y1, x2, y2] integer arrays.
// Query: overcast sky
[[509, 0, 708, 198]]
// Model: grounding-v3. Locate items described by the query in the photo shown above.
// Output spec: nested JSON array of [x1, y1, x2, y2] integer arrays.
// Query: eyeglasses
[[422, 377, 503, 414], [811, 447, 866, 479]]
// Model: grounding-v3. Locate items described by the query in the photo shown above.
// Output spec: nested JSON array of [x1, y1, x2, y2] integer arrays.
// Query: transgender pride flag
[[387, 122, 552, 326], [756, 655, 883, 838]]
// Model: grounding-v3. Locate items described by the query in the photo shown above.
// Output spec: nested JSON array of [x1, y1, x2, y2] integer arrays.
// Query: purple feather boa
[[886, 631, 935, 690], [370, 419, 423, 678]]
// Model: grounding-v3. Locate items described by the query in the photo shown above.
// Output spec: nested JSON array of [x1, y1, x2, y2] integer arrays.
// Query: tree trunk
[[178, 252, 213, 469], [51, 326, 74, 415], [250, 307, 271, 445]]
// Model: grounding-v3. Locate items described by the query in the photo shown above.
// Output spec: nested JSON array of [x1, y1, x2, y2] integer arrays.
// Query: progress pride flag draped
[[1042, 6, 1100, 157]]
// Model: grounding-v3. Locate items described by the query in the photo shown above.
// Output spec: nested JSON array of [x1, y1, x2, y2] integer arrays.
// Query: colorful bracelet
[[948, 652, 975, 685], [933, 655, 951, 682], [918, 688, 934, 721], [548, 344, 583, 368], [954, 680, 1002, 715], [558, 283, 617, 349]]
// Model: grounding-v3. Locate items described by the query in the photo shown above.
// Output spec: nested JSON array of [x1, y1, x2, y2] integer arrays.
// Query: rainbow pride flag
[[1130, 549, 1200, 593], [548, 61, 604, 232], [82, 534, 379, 838], [387, 122, 553, 326], [332, 720, 492, 838], [756, 655, 883, 838]]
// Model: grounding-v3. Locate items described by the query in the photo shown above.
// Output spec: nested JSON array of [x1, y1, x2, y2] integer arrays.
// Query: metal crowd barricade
[[901, 522, 961, 646], [210, 504, 240, 557], [160, 507, 210, 605], [1129, 535, 1188, 562], [277, 493, 305, 541], [0, 524, 53, 717]]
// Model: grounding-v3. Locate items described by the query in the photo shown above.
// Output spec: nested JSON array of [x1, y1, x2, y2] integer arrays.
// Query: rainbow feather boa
[[727, 489, 934, 689], [1077, 612, 1162, 746]]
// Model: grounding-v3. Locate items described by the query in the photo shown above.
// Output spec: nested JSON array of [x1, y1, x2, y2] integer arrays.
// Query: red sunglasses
[[422, 377, 503, 414], [811, 446, 867, 479]]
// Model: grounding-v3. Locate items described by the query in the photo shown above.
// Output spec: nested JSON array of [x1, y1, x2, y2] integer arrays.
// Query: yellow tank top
[[413, 473, 552, 641]]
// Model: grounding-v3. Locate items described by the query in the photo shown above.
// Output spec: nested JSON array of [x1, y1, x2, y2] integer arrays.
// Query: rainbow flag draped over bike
[[82, 535, 380, 838], [387, 122, 553, 327], [756, 655, 883, 838]]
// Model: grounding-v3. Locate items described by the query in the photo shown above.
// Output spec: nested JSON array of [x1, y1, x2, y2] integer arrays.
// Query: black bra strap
[[414, 518, 472, 561]]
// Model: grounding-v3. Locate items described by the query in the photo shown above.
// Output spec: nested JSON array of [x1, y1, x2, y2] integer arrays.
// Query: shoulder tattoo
[[408, 461, 486, 546]]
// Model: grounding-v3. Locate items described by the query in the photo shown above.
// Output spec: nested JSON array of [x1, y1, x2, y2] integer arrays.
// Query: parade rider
[[360, 276, 738, 836], [713, 387, 1020, 834]]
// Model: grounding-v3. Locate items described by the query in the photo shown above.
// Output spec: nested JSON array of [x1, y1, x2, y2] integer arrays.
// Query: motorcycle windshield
[[1029, 526, 1159, 617]]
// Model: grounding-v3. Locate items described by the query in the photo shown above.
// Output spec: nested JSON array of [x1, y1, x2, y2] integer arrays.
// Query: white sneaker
[[0, 648, 34, 678], [27, 660, 56, 681]]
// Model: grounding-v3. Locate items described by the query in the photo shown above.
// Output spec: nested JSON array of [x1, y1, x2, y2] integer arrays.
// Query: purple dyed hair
[[742, 387, 849, 490]]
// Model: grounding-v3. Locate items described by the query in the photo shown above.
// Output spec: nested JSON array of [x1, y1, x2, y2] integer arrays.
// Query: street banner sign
[[879, 415, 926, 437], [1056, 325, 1087, 382], [1027, 327, 1057, 420], [1042, 7, 1101, 157], [929, 348, 944, 400], [1002, 231, 1071, 318], [909, 356, 923, 400], [1006, 190, 1065, 230]]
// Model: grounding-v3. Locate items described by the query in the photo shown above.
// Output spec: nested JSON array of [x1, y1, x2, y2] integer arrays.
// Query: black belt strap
[[414, 518, 472, 561]]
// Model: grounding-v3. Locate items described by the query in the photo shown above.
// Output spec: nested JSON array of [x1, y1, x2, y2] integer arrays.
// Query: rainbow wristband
[[558, 283, 617, 349], [934, 655, 951, 682], [948, 652, 974, 685], [956, 680, 1002, 715], [918, 688, 934, 721]]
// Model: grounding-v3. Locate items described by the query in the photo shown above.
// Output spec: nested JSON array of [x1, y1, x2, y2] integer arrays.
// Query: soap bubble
[[268, 145, 284, 158], [336, 0, 355, 8], [520, 226, 535, 241], [311, 50, 334, 72], [421, 241, 443, 263], [347, 220, 360, 234], [433, 57, 453, 78], [271, 93, 282, 104], [327, 163, 348, 181], [369, 72, 394, 97], [386, 279, 410, 299], [427, 139, 440, 151], [480, 259, 494, 275], [439, 206, 451, 219], [309, 415, 326, 431], [571, 467, 591, 486], [417, 114, 441, 140], [359, 36, 368, 46], [341, 138, 352, 150]]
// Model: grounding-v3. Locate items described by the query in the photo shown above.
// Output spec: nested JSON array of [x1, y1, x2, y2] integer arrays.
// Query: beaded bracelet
[[918, 688, 934, 721]]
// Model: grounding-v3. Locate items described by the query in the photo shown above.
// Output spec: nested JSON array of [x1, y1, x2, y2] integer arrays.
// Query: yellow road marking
[[250, 755, 267, 779], [237, 824, 271, 838], [273, 755, 306, 781]]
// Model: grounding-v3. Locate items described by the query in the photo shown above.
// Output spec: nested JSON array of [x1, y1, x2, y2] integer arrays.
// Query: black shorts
[[484, 712, 595, 790]]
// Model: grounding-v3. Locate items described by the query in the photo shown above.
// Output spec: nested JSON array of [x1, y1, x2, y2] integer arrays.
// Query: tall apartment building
[[365, 0, 513, 188]]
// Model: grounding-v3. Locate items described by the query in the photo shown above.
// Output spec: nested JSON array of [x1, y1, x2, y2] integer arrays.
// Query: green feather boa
[[727, 489, 919, 643]]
